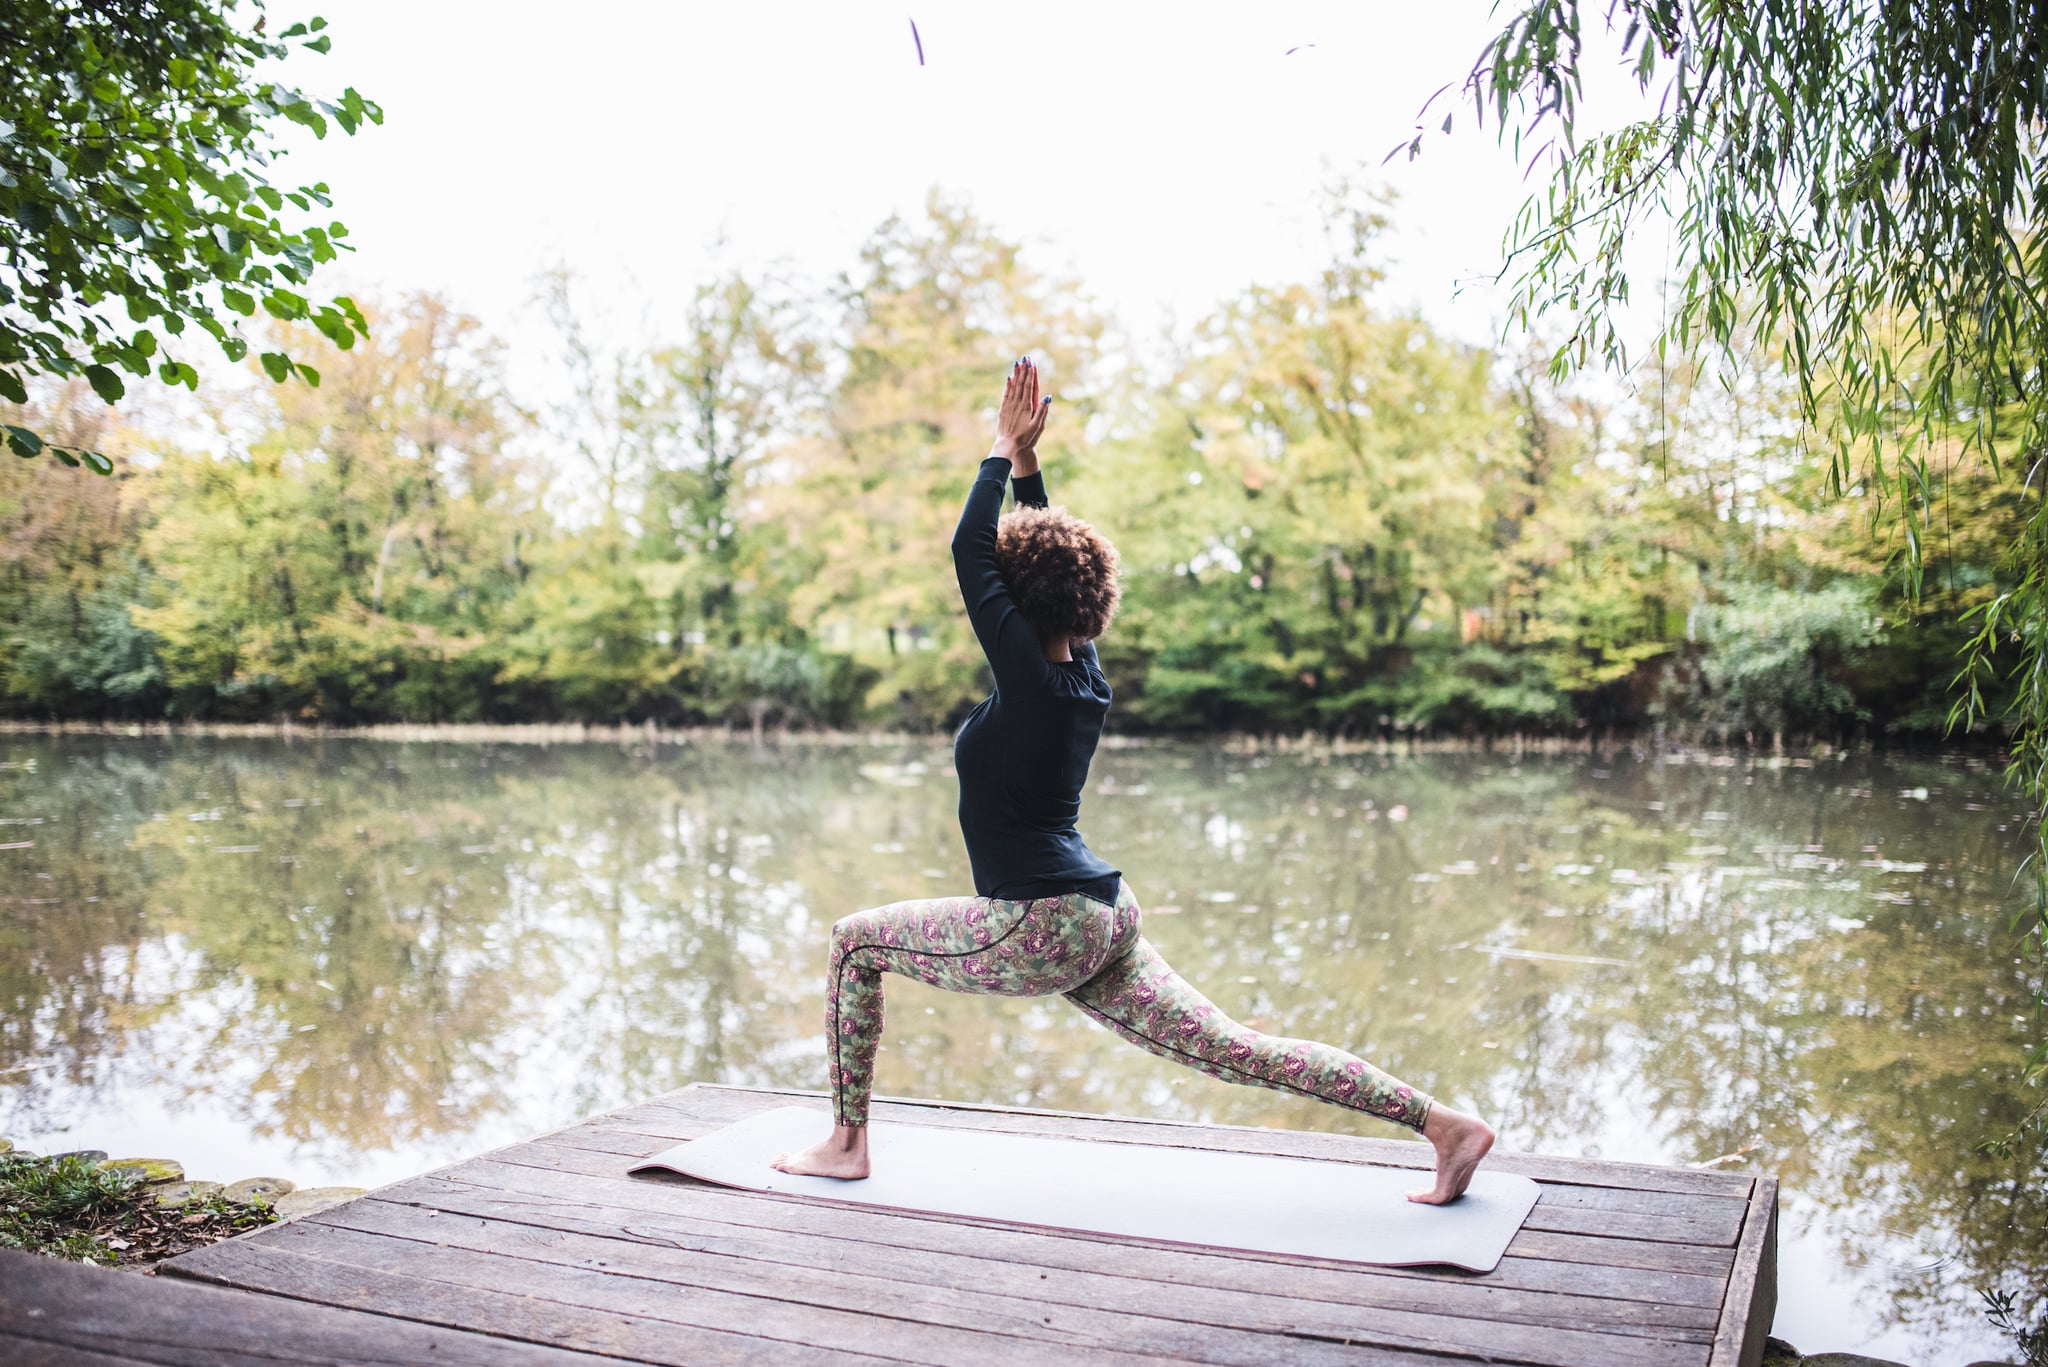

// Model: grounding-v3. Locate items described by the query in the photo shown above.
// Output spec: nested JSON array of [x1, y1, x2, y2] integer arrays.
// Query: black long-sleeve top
[[949, 456, 1121, 904]]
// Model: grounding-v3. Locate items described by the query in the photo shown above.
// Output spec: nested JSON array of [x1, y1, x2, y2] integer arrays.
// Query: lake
[[0, 734, 2038, 1363]]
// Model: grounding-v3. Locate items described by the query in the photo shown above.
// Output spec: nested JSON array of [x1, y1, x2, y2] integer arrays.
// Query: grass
[[0, 1150, 276, 1266]]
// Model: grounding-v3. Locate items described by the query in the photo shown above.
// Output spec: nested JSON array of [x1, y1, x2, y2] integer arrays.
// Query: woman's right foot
[[1408, 1104, 1495, 1204], [770, 1124, 871, 1180]]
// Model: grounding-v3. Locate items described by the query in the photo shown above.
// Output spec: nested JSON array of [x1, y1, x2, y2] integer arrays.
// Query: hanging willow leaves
[[1417, 0, 2048, 1089]]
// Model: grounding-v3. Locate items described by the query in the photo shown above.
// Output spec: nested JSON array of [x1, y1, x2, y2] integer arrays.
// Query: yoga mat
[[630, 1105, 1539, 1273]]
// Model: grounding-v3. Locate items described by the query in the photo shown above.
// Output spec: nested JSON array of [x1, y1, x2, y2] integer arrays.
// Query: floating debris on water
[[1473, 946, 1629, 967]]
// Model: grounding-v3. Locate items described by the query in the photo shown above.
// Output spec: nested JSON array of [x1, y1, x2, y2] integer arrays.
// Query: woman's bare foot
[[1408, 1103, 1495, 1205], [770, 1123, 871, 1180]]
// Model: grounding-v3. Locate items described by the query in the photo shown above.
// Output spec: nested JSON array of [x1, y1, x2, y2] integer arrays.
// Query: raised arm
[[996, 374, 1101, 670], [952, 358, 1052, 694]]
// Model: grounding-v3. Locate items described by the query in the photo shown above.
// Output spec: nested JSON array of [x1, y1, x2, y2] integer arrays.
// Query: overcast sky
[[283, 0, 1665, 378]]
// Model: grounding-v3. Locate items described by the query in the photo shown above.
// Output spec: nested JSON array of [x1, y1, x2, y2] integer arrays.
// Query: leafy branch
[[0, 0, 380, 474]]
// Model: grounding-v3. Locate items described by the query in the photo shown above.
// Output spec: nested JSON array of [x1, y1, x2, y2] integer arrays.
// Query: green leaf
[[294, 361, 320, 387], [90, 75, 121, 103], [79, 449, 115, 476], [304, 35, 332, 54], [84, 364, 125, 404], [259, 350, 291, 383], [167, 57, 197, 88], [0, 370, 24, 404], [49, 447, 81, 468], [222, 287, 255, 316], [262, 290, 307, 320], [4, 425, 43, 457]]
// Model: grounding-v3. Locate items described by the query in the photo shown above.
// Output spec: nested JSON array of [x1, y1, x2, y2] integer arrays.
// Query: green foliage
[[0, 1, 380, 469], [0, 194, 2024, 742], [778, 192, 1107, 716], [0, 1149, 277, 1264], [0, 1151, 140, 1261], [700, 643, 877, 730], [1985, 1285, 2048, 1367], [1689, 579, 1882, 741]]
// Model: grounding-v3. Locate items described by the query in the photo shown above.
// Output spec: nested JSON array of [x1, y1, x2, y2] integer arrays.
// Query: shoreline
[[0, 717, 2003, 763]]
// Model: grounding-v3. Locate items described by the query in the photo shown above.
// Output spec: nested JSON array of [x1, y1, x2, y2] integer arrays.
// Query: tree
[[0, 1, 380, 470], [0, 380, 165, 712], [1423, 0, 2048, 1101], [639, 268, 822, 653], [137, 296, 539, 720], [1087, 188, 1520, 732], [779, 194, 1106, 724]]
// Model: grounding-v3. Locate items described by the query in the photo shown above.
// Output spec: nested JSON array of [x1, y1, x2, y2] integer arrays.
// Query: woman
[[774, 358, 1496, 1204]]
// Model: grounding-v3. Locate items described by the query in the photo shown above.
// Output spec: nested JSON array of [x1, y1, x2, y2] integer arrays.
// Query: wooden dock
[[118, 1084, 1777, 1366]]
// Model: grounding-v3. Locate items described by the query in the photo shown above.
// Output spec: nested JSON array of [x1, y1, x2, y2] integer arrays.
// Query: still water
[[0, 735, 2039, 1362]]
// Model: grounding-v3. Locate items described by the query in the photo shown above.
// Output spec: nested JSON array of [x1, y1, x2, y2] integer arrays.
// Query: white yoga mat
[[629, 1105, 1539, 1273]]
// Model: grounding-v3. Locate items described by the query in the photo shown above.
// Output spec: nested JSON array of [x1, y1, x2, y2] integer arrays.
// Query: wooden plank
[[1534, 1181, 1752, 1222], [1524, 1203, 1741, 1247], [1709, 1177, 1779, 1367], [0, 1337, 159, 1367], [357, 1173, 1723, 1344], [604, 1083, 1756, 1199], [0, 1247, 617, 1367], [275, 1198, 1706, 1367], [1503, 1228, 1737, 1279], [172, 1219, 1438, 1367], [456, 1155, 1736, 1311], [147, 1083, 1771, 1367], [161, 1235, 944, 1367], [422, 1152, 1730, 1311]]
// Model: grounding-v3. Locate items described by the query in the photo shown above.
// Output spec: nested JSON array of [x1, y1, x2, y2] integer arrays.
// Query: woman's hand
[[991, 356, 1050, 475]]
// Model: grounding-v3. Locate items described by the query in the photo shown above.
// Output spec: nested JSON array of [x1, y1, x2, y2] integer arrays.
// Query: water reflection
[[0, 737, 2039, 1361]]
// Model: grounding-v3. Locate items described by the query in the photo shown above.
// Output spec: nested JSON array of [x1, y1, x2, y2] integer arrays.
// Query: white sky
[[283, 0, 1667, 381]]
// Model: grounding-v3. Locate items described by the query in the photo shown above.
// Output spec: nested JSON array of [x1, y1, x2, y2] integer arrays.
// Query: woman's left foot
[[1408, 1103, 1495, 1205], [770, 1124, 870, 1180]]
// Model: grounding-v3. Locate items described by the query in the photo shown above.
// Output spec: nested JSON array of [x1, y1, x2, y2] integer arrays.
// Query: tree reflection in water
[[0, 737, 2038, 1358]]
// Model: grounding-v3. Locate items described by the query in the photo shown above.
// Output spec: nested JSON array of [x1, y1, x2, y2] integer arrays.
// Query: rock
[[271, 1187, 367, 1220], [152, 1181, 224, 1209], [1762, 1336, 1803, 1367], [0, 1138, 12, 1153], [223, 1176, 295, 1205], [99, 1158, 184, 1185], [1800, 1355, 1914, 1367], [51, 1149, 108, 1165]]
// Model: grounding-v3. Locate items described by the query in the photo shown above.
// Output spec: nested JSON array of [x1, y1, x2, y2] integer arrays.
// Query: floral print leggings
[[826, 881, 1433, 1131]]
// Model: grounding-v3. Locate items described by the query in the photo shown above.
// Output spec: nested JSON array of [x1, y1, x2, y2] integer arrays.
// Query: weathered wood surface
[[0, 1246, 616, 1366], [147, 1084, 1778, 1367]]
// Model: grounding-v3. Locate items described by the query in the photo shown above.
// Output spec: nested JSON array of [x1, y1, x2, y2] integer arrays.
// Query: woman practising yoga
[[773, 358, 1496, 1203]]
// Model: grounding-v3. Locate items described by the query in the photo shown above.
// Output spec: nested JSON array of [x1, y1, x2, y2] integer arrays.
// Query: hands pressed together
[[992, 356, 1050, 475]]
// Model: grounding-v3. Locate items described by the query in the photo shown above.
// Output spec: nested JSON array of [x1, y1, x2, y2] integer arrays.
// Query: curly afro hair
[[992, 505, 1123, 644]]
